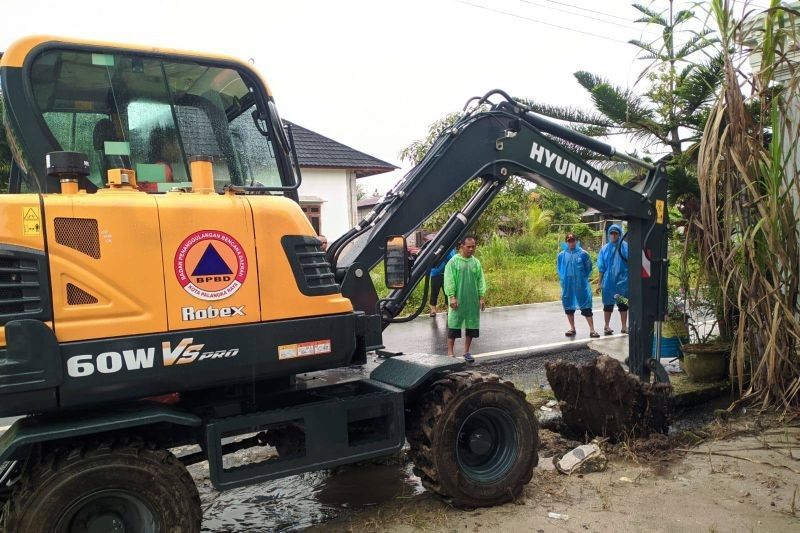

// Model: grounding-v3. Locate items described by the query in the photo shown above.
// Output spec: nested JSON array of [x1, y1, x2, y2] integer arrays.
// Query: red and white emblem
[[174, 230, 248, 301]]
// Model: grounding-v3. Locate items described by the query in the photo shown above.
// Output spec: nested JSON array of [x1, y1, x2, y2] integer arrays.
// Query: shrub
[[508, 234, 537, 256], [477, 233, 508, 270]]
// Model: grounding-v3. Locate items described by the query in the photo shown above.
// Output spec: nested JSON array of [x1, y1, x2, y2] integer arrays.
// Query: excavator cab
[[1, 37, 300, 195]]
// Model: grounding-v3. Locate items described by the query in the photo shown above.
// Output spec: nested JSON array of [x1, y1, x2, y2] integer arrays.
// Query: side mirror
[[384, 235, 409, 289]]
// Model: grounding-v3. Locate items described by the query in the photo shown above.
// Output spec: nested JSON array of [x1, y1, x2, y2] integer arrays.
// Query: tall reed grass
[[698, 0, 800, 409]]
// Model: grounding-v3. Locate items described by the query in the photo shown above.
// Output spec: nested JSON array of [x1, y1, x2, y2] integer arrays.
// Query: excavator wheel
[[407, 371, 539, 507], [1, 437, 201, 533]]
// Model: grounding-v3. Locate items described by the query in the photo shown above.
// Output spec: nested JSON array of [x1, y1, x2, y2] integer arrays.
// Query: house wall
[[297, 168, 356, 239]]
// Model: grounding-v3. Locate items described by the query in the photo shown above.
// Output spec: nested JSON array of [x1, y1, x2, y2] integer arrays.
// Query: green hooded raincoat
[[444, 254, 487, 330]]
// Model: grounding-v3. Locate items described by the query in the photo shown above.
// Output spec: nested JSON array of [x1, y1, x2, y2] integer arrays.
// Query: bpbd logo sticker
[[175, 230, 248, 301]]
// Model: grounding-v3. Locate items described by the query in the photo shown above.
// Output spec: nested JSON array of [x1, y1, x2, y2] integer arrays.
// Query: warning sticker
[[174, 230, 248, 301], [22, 207, 42, 236], [278, 339, 332, 360], [655, 199, 665, 225]]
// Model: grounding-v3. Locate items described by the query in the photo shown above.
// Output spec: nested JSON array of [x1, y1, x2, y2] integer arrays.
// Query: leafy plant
[[568, 222, 599, 244], [526, 205, 553, 237], [536, 187, 583, 225]]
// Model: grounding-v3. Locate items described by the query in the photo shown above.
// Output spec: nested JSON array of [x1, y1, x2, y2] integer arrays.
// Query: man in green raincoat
[[444, 236, 486, 362]]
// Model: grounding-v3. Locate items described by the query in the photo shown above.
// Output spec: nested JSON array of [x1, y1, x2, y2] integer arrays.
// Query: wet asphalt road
[[382, 297, 623, 356]]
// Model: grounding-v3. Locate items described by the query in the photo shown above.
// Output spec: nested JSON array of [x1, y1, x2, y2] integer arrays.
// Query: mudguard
[[370, 353, 465, 391], [0, 405, 201, 463]]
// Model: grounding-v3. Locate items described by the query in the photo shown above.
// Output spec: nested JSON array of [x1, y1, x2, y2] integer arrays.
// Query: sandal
[[590, 331, 600, 338], [565, 330, 576, 337], [604, 328, 614, 335], [429, 311, 436, 317], [620, 327, 628, 334]]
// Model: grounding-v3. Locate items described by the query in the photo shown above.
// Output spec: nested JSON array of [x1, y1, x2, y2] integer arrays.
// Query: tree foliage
[[536, 187, 583, 225], [519, 1, 723, 211]]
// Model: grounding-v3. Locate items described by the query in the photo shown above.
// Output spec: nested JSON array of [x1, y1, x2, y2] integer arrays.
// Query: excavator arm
[[330, 91, 669, 382]]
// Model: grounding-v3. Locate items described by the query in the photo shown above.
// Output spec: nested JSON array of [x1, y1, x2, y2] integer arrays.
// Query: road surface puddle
[[200, 461, 423, 531]]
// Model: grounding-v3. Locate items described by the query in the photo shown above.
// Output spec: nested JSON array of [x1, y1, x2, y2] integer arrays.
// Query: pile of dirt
[[546, 355, 673, 441], [537, 429, 582, 458]]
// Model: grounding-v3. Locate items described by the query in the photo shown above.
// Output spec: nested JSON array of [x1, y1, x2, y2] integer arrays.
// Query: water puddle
[[200, 461, 423, 532]]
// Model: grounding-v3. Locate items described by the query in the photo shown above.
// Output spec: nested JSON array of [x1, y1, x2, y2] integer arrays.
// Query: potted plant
[[679, 281, 730, 383], [655, 290, 691, 359]]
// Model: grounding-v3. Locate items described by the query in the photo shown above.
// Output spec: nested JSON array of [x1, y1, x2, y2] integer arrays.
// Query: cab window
[[29, 49, 285, 192]]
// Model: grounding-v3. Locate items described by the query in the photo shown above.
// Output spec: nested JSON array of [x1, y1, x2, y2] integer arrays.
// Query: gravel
[[475, 348, 601, 393]]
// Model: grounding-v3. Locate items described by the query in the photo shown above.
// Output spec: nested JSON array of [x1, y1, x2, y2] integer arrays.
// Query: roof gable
[[286, 121, 398, 178]]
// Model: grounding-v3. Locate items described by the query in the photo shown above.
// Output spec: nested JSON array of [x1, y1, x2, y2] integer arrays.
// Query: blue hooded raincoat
[[596, 224, 629, 306], [557, 242, 593, 312]]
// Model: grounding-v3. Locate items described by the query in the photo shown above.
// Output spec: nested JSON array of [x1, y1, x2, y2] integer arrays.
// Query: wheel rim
[[56, 489, 158, 533], [456, 407, 519, 483]]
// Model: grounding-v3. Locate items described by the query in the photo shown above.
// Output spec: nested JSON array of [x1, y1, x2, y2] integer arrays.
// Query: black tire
[[1, 438, 201, 533], [407, 371, 539, 507]]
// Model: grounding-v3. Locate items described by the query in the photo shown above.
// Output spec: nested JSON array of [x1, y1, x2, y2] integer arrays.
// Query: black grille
[[54, 218, 101, 259], [281, 236, 339, 296], [66, 283, 99, 305], [0, 247, 51, 325]]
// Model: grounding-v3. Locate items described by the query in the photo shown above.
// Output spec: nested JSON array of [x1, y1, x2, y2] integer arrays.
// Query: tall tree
[[536, 187, 583, 225], [520, 1, 723, 210]]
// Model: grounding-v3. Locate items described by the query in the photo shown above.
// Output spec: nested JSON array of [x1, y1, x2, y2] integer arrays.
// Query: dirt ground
[[308, 415, 800, 533]]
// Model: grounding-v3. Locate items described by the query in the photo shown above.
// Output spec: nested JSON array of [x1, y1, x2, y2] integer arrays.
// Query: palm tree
[[527, 205, 554, 238], [520, 1, 723, 209]]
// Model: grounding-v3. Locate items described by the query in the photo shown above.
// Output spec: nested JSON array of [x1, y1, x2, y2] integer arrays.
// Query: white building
[[288, 122, 396, 239]]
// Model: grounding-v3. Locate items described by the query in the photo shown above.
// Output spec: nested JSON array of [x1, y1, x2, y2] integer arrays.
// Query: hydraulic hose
[[381, 269, 431, 324], [617, 230, 629, 263]]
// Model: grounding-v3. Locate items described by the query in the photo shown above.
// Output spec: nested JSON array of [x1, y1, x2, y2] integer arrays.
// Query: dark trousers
[[429, 274, 445, 305]]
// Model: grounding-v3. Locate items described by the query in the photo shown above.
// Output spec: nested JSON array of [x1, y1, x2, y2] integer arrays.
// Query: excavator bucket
[[546, 355, 673, 441]]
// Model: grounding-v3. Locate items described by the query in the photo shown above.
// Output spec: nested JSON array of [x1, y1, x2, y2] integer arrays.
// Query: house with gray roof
[[287, 121, 396, 239]]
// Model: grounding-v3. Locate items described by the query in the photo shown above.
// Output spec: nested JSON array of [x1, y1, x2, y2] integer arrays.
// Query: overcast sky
[[1, 0, 769, 194]]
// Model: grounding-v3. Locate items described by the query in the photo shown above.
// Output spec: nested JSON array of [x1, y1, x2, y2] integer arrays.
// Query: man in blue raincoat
[[557, 233, 599, 338], [597, 224, 629, 335]]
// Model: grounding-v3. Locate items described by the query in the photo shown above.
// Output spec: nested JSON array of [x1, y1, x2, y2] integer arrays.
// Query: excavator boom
[[331, 91, 669, 382]]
